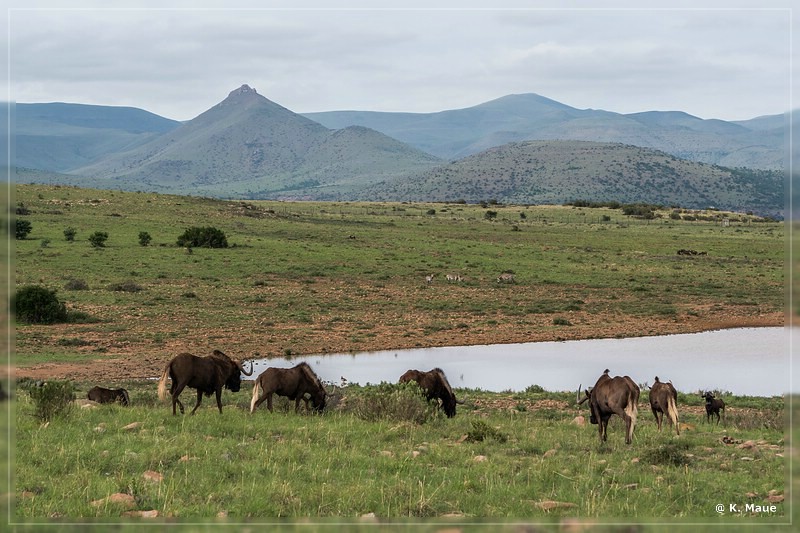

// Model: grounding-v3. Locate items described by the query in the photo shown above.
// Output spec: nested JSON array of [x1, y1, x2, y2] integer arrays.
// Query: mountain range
[[13, 84, 788, 215]]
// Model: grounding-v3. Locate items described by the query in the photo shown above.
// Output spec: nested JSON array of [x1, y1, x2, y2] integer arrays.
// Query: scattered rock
[[380, 450, 393, 457], [630, 457, 640, 464], [543, 449, 557, 458], [122, 510, 158, 518], [535, 500, 578, 511], [624, 483, 638, 490], [121, 422, 142, 432], [737, 440, 756, 449], [142, 471, 163, 484], [91, 493, 136, 510], [473, 455, 487, 462], [571, 416, 586, 426], [410, 451, 421, 458]]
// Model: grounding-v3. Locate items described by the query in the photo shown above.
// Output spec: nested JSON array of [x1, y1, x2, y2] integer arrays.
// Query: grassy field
[[11, 184, 785, 382], [7, 380, 791, 529], [6, 183, 792, 529]]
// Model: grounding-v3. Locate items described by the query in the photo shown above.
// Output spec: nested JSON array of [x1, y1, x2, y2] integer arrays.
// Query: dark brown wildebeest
[[250, 362, 327, 414], [399, 367, 464, 418], [702, 391, 725, 424], [648, 376, 679, 435], [578, 369, 640, 444], [157, 350, 253, 415], [87, 386, 129, 406]]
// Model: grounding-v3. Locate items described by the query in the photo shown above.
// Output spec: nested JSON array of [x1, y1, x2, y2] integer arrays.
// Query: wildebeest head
[[212, 349, 253, 393]]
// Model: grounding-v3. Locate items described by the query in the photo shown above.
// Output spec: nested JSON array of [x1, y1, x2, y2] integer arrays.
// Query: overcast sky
[[3, 1, 796, 122]]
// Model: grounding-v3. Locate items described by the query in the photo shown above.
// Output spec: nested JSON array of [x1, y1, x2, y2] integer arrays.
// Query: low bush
[[13, 285, 68, 324], [176, 226, 228, 248], [347, 382, 437, 424], [27, 380, 75, 421]]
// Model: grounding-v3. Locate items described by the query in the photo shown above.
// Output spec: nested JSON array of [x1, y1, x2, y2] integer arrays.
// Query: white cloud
[[4, 4, 796, 121]]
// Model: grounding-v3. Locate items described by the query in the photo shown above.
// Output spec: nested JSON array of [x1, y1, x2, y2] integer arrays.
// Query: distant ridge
[[12, 85, 787, 215]]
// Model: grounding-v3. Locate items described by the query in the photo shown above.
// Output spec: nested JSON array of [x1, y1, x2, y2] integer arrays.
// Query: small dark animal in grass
[[250, 362, 328, 414], [648, 376, 679, 435], [399, 368, 464, 418], [578, 369, 640, 444], [157, 350, 253, 415], [702, 391, 726, 424], [87, 386, 129, 406]]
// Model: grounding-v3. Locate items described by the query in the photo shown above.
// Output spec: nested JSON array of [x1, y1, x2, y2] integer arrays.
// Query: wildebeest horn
[[238, 359, 254, 376], [576, 384, 581, 404]]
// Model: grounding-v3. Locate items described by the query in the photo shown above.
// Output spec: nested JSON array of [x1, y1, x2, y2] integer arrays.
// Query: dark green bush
[[15, 220, 32, 240], [176, 226, 228, 248], [466, 420, 508, 443], [13, 285, 68, 324], [88, 231, 108, 247], [63, 227, 77, 241], [28, 380, 75, 421], [138, 231, 152, 246]]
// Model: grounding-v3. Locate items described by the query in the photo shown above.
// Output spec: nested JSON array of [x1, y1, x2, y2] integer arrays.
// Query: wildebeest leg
[[214, 388, 223, 414], [171, 382, 187, 415], [190, 389, 204, 415], [266, 393, 274, 412], [652, 407, 662, 431], [294, 397, 302, 413]]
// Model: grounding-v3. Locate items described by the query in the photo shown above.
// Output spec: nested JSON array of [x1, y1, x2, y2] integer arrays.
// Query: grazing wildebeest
[[399, 367, 464, 418], [578, 369, 640, 444], [87, 386, 130, 406], [250, 362, 327, 413], [702, 391, 725, 424], [648, 376, 679, 435], [157, 350, 253, 415], [497, 272, 515, 283]]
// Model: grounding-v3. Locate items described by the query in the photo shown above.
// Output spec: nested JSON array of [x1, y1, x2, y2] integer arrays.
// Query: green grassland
[[7, 183, 792, 529], [8, 382, 791, 529], [11, 184, 785, 375]]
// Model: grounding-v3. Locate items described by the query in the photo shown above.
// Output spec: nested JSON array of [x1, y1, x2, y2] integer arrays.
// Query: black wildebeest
[[702, 391, 726, 424], [648, 376, 679, 435], [157, 350, 253, 415], [399, 367, 464, 418], [87, 386, 129, 406], [250, 362, 327, 413], [578, 369, 640, 444]]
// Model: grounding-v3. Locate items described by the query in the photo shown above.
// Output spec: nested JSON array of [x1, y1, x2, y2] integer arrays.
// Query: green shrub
[[108, 281, 144, 292], [28, 380, 75, 421], [13, 285, 68, 324], [138, 231, 152, 246], [88, 231, 108, 247], [63, 227, 77, 241], [466, 420, 508, 443], [347, 382, 437, 424], [177, 226, 228, 248], [63, 279, 89, 291], [15, 220, 32, 240]]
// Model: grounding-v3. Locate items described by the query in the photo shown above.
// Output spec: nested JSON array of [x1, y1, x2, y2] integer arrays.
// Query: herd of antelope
[[424, 272, 515, 284]]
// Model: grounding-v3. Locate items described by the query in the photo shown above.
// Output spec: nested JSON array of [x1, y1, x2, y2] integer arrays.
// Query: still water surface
[[251, 327, 793, 397]]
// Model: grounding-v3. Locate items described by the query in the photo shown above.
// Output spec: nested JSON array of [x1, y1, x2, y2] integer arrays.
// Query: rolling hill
[[69, 85, 442, 198], [356, 140, 784, 216], [304, 93, 786, 169]]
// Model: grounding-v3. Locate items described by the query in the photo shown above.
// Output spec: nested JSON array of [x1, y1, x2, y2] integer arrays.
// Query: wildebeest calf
[[702, 391, 725, 423], [87, 386, 129, 406], [250, 362, 327, 414]]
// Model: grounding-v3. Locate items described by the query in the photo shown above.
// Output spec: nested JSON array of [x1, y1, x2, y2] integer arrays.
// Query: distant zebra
[[445, 274, 463, 282], [497, 272, 515, 283], [425, 274, 435, 285]]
